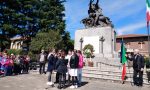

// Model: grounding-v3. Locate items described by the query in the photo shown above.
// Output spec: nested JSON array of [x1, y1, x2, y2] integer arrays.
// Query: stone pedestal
[[75, 26, 116, 58]]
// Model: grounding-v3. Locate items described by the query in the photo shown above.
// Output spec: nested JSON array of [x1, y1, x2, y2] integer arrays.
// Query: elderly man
[[39, 49, 47, 74], [132, 49, 144, 86]]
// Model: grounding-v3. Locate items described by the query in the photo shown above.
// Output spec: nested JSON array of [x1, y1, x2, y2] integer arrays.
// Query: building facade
[[116, 34, 149, 56]]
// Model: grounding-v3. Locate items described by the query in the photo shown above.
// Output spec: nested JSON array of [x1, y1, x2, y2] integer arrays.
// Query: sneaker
[[69, 85, 75, 89], [75, 85, 78, 88], [47, 82, 53, 86]]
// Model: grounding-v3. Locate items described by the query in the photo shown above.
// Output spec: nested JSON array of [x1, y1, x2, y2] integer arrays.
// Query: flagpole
[[147, 22, 150, 62]]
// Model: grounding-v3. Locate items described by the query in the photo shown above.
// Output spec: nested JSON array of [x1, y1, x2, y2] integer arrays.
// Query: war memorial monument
[[75, 0, 116, 58]]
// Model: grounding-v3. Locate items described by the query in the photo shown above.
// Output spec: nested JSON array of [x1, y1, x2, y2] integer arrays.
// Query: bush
[[7, 49, 22, 55], [145, 57, 150, 68], [28, 51, 38, 62]]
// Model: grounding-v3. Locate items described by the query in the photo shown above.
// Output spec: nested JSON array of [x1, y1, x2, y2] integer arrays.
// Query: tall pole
[[147, 22, 150, 62]]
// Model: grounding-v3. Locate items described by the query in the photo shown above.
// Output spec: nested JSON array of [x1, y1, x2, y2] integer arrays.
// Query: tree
[[0, 0, 66, 37], [0, 0, 74, 52], [30, 30, 61, 52]]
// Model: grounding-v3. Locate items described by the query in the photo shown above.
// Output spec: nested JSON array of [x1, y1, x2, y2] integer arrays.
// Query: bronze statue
[[81, 0, 113, 28]]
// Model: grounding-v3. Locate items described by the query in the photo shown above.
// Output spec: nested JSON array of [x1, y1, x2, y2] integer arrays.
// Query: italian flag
[[147, 0, 150, 22], [120, 40, 127, 81]]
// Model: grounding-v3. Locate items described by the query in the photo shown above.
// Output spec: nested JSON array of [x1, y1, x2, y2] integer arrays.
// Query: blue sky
[[64, 0, 147, 39]]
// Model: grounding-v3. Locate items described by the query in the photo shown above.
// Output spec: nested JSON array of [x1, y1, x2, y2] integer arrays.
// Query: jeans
[[77, 68, 82, 84], [58, 73, 66, 87], [48, 71, 53, 82], [39, 62, 45, 74]]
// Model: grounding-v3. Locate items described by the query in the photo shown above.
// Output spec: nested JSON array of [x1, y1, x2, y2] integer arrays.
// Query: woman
[[77, 50, 84, 86], [24, 55, 30, 73], [69, 50, 79, 89], [65, 50, 72, 85], [47, 49, 55, 86], [56, 50, 68, 89], [14, 55, 21, 75]]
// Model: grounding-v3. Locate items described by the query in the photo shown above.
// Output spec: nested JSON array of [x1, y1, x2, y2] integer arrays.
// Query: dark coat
[[56, 58, 68, 74], [70, 54, 79, 69], [132, 54, 144, 71], [47, 54, 55, 72]]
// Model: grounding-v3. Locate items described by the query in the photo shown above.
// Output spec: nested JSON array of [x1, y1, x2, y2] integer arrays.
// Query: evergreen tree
[[0, 0, 73, 52]]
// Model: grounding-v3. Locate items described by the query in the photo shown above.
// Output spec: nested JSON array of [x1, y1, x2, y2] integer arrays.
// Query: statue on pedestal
[[81, 0, 113, 28]]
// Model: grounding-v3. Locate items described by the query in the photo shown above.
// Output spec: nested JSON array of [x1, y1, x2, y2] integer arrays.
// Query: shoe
[[47, 82, 53, 86], [75, 85, 78, 88], [54, 81, 58, 84], [57, 85, 62, 89], [69, 85, 75, 89]]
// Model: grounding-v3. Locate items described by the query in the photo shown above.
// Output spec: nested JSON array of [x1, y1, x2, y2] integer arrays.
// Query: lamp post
[[99, 36, 105, 54], [80, 37, 83, 53]]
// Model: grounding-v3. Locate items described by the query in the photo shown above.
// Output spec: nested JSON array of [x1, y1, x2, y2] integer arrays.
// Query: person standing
[[24, 55, 30, 73], [54, 50, 61, 84], [65, 50, 72, 85], [132, 49, 144, 86], [69, 50, 79, 89], [39, 49, 46, 74], [46, 49, 55, 86], [56, 50, 68, 89], [77, 50, 84, 87]]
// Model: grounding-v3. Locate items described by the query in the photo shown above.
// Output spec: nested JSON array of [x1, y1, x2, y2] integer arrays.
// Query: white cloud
[[117, 22, 146, 35]]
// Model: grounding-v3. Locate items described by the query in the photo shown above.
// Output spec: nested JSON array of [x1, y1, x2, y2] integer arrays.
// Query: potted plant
[[83, 44, 94, 67]]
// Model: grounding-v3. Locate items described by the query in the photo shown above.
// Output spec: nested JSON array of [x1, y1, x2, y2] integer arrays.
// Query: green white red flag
[[120, 40, 127, 81], [147, 0, 150, 24]]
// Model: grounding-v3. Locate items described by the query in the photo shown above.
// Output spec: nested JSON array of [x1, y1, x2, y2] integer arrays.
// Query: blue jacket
[[47, 54, 55, 72]]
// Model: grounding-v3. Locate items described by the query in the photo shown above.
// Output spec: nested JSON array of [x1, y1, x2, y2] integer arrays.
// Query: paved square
[[0, 71, 150, 90]]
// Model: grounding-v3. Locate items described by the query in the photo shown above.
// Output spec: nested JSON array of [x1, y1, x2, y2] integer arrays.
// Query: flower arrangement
[[83, 44, 94, 58]]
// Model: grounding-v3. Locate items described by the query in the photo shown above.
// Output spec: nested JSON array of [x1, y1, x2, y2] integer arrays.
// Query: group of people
[[0, 52, 30, 76], [38, 49, 83, 89]]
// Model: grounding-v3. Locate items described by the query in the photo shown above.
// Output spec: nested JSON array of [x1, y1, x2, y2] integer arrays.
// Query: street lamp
[[80, 37, 83, 53]]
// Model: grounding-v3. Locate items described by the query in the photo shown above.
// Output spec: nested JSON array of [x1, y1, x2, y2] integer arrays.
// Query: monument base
[[75, 26, 116, 58]]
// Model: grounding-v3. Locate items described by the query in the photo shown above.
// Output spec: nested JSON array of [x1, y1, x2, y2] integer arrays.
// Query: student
[[54, 50, 61, 84], [47, 49, 55, 86], [56, 51, 68, 89], [69, 50, 79, 89], [77, 50, 84, 87], [65, 50, 72, 85]]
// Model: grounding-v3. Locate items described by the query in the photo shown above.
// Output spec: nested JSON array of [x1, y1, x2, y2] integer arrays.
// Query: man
[[39, 49, 46, 74], [132, 49, 144, 86]]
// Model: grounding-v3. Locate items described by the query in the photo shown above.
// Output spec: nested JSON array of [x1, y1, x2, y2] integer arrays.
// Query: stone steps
[[82, 67, 150, 85]]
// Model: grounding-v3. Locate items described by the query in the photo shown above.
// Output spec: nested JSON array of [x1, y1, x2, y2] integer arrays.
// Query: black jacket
[[132, 54, 144, 71], [70, 54, 79, 69], [56, 58, 68, 74]]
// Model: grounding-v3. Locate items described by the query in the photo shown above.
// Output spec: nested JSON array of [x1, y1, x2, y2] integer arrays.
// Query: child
[[69, 50, 79, 89], [56, 51, 68, 89], [47, 49, 55, 86]]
